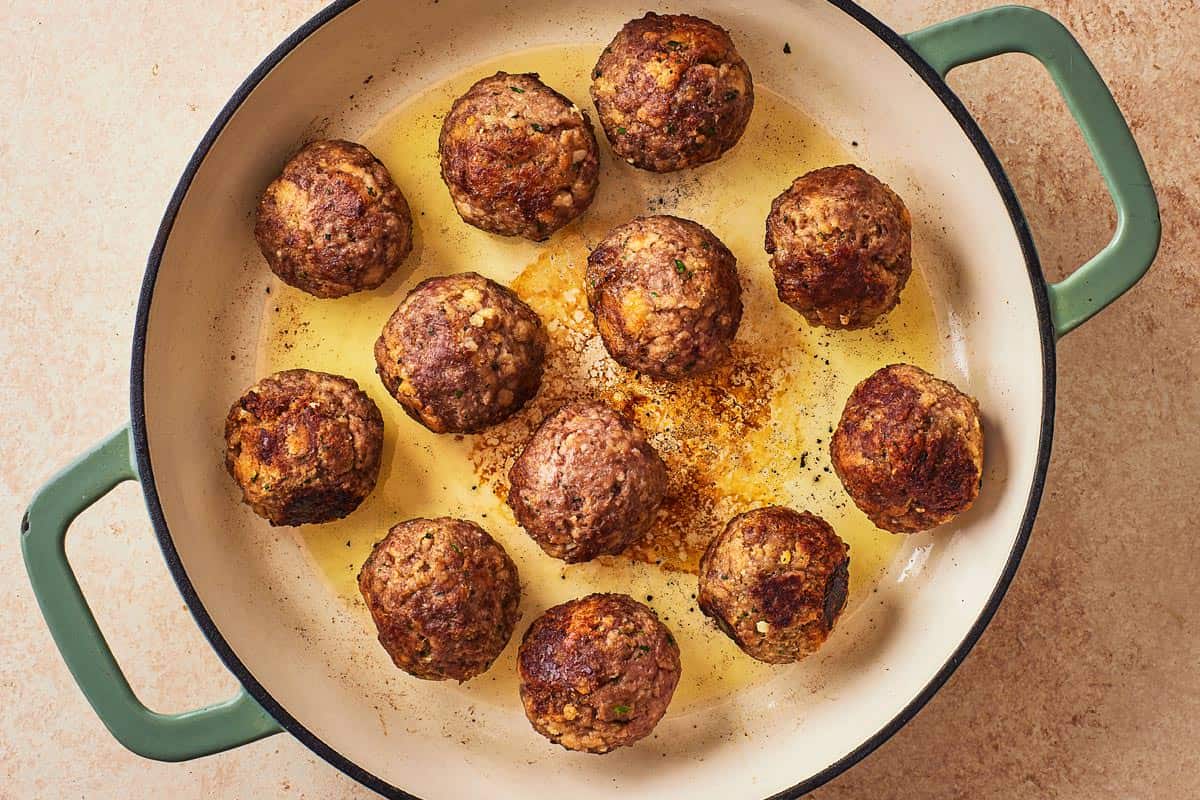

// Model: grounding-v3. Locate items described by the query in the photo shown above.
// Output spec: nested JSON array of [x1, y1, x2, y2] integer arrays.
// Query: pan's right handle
[[21, 425, 282, 761], [907, 5, 1161, 336]]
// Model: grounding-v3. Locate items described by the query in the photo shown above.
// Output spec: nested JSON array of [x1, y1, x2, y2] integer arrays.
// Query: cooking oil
[[259, 44, 940, 710]]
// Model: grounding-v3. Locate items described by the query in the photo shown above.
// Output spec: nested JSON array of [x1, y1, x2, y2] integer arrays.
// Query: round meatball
[[831, 364, 984, 533], [374, 272, 548, 434], [586, 215, 742, 378], [439, 72, 600, 240], [591, 13, 754, 172], [224, 369, 383, 526], [255, 139, 413, 298], [518, 594, 680, 753], [508, 401, 667, 562], [358, 517, 521, 682], [698, 506, 849, 664], [764, 164, 912, 329]]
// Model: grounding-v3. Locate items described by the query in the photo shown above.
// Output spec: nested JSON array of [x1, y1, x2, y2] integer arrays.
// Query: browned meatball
[[586, 215, 742, 378], [764, 164, 912, 329], [518, 594, 680, 753], [358, 517, 521, 681], [831, 364, 984, 533], [508, 401, 667, 563], [697, 506, 849, 664], [374, 273, 548, 434], [439, 72, 600, 240], [224, 369, 383, 526], [255, 139, 413, 298], [591, 13, 754, 172]]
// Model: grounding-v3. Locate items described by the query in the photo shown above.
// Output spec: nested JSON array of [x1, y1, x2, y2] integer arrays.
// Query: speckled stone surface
[[1, 1, 1196, 797]]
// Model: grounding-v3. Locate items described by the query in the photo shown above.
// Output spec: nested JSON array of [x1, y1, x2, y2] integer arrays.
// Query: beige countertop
[[1, 0, 1196, 797]]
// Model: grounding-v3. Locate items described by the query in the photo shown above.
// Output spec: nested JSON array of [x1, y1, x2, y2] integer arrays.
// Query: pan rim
[[129, 1, 1055, 798]]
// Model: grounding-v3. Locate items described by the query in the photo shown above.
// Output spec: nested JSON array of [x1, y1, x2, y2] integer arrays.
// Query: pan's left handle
[[21, 425, 282, 761]]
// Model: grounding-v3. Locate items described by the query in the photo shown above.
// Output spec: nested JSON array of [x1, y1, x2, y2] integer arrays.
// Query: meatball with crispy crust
[[255, 139, 413, 298], [590, 13, 754, 172], [518, 593, 680, 753], [358, 517, 521, 681], [831, 364, 984, 533], [698, 506, 849, 664], [439, 72, 600, 240], [374, 272, 548, 434], [224, 369, 383, 526], [765, 164, 912, 329], [508, 401, 667, 563], [586, 215, 742, 379]]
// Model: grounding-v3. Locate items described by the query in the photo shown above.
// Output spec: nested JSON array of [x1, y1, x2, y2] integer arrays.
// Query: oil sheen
[[259, 44, 940, 711]]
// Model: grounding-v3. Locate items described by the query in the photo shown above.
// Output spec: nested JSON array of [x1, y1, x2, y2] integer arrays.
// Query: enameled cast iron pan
[[22, 2, 1158, 798]]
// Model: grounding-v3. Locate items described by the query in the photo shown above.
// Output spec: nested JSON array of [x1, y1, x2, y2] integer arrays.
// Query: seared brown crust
[[698, 507, 849, 664], [358, 517, 520, 681], [590, 13, 753, 172], [831, 364, 984, 533], [508, 401, 667, 562], [586, 215, 742, 378], [439, 72, 600, 240], [764, 164, 912, 329], [224, 369, 383, 526], [518, 593, 680, 753], [374, 273, 548, 433], [254, 139, 413, 298]]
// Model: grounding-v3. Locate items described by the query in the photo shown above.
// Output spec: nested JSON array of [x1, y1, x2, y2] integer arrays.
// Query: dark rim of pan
[[129, 2, 1055, 798]]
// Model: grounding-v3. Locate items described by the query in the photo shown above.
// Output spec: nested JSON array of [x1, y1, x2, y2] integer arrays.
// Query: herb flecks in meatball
[[374, 272, 548, 434], [831, 364, 984, 533], [255, 139, 413, 298], [518, 593, 680, 753], [698, 506, 849, 663], [224, 369, 383, 526], [586, 215, 742, 379], [439, 72, 600, 240], [358, 517, 521, 682], [764, 164, 912, 329], [508, 401, 667, 562], [591, 13, 754, 172]]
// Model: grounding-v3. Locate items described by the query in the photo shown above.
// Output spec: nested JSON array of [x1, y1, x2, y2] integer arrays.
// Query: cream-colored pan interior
[[139, 1, 1046, 797]]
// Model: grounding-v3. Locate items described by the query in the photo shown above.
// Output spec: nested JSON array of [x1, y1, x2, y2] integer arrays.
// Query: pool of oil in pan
[[259, 44, 941, 710]]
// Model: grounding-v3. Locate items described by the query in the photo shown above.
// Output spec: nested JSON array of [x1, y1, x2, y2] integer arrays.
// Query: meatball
[[591, 13, 754, 172], [586, 215, 742, 378], [255, 139, 413, 298], [508, 401, 667, 563], [698, 506, 849, 664], [224, 369, 383, 526], [764, 164, 912, 329], [518, 594, 680, 753], [439, 72, 600, 240], [831, 364, 984, 533], [374, 272, 548, 433], [358, 517, 521, 681]]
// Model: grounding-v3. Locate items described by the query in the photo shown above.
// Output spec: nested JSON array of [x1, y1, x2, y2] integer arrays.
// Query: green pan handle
[[906, 5, 1160, 337], [21, 425, 282, 761]]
